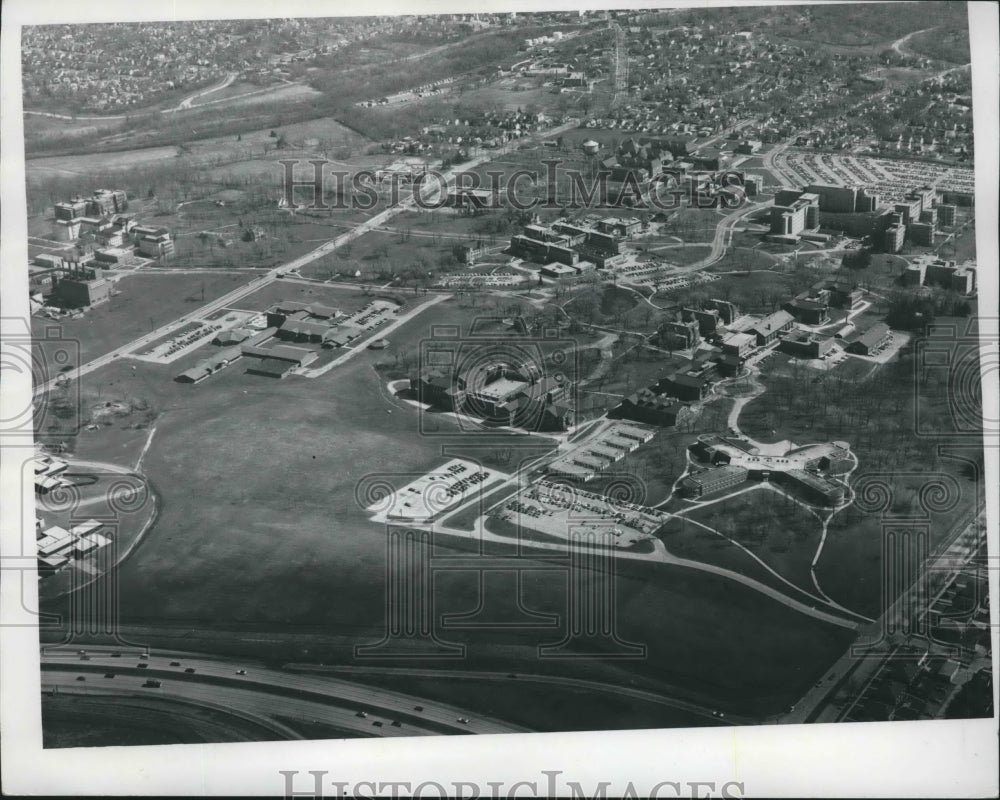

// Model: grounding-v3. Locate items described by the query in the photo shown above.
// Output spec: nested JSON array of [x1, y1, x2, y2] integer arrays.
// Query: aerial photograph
[[15, 0, 993, 750]]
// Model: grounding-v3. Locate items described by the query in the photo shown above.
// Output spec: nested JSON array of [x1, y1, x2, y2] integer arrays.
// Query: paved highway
[[42, 646, 526, 736], [780, 507, 986, 724], [685, 199, 774, 271], [289, 663, 755, 726]]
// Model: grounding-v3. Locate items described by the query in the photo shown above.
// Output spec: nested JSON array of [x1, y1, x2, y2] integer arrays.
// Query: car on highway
[[236, 669, 247, 675], [456, 717, 470, 724], [139, 653, 149, 660], [356, 711, 368, 718], [170, 661, 181, 667], [413, 706, 423, 712], [104, 673, 115, 679], [76, 676, 86, 681], [372, 721, 383, 728], [143, 680, 161, 689], [137, 663, 148, 669], [184, 668, 196, 674], [391, 721, 402, 728], [111, 652, 121, 658]]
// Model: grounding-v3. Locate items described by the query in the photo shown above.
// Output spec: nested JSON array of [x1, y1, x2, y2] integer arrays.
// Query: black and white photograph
[[0, 0, 997, 796]]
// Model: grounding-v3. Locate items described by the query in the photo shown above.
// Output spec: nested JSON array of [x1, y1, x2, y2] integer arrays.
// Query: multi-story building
[[784, 293, 830, 325], [661, 319, 701, 350], [679, 465, 749, 498], [778, 329, 835, 359], [883, 222, 906, 253], [681, 307, 722, 337], [720, 332, 755, 358], [705, 298, 740, 325], [770, 190, 820, 237], [937, 204, 957, 227], [51, 264, 111, 308], [747, 309, 795, 346], [908, 221, 935, 246]]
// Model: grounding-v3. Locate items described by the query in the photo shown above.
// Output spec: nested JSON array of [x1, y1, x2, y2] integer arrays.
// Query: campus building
[[778, 329, 835, 359], [682, 306, 722, 337], [901, 257, 976, 294], [783, 294, 830, 325], [615, 388, 694, 428], [661, 319, 701, 350], [50, 263, 111, 308], [720, 332, 755, 358], [844, 322, 891, 356], [746, 309, 795, 346], [937, 204, 957, 227], [176, 346, 243, 383], [679, 465, 749, 498], [415, 361, 575, 432], [770, 190, 820, 237]]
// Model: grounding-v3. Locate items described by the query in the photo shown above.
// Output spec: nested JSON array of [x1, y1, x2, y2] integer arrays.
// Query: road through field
[[32, 119, 580, 397]]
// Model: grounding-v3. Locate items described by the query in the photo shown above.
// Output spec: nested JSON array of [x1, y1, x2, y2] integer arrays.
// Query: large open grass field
[[31, 271, 252, 364], [38, 292, 859, 722]]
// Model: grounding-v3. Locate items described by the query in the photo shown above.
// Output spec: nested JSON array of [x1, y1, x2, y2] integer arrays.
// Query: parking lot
[[778, 152, 974, 205]]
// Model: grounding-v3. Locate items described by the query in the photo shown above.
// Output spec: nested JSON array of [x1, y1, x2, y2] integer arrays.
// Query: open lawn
[[677, 486, 824, 596], [738, 319, 983, 617], [225, 280, 379, 315], [38, 295, 857, 722], [31, 271, 250, 364]]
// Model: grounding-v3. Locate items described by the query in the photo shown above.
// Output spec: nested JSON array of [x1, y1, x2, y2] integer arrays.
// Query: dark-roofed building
[[240, 343, 318, 365], [175, 346, 243, 383], [415, 369, 465, 411], [845, 322, 891, 356], [277, 319, 337, 344], [615, 388, 693, 427], [682, 307, 722, 337], [783, 296, 830, 325], [661, 319, 701, 350], [213, 328, 252, 346], [658, 372, 710, 402], [306, 303, 340, 319], [812, 279, 863, 310], [246, 357, 297, 379], [680, 465, 748, 498]]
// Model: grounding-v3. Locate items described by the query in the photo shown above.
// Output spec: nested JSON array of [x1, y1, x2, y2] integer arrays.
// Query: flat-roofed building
[[907, 222, 935, 246], [680, 465, 749, 497], [937, 204, 957, 227], [661, 319, 701, 350], [721, 332, 755, 357], [779, 329, 834, 359]]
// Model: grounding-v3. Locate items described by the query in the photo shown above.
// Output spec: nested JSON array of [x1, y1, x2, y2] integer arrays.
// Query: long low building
[[240, 343, 318, 365], [176, 346, 243, 383], [679, 465, 749, 498]]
